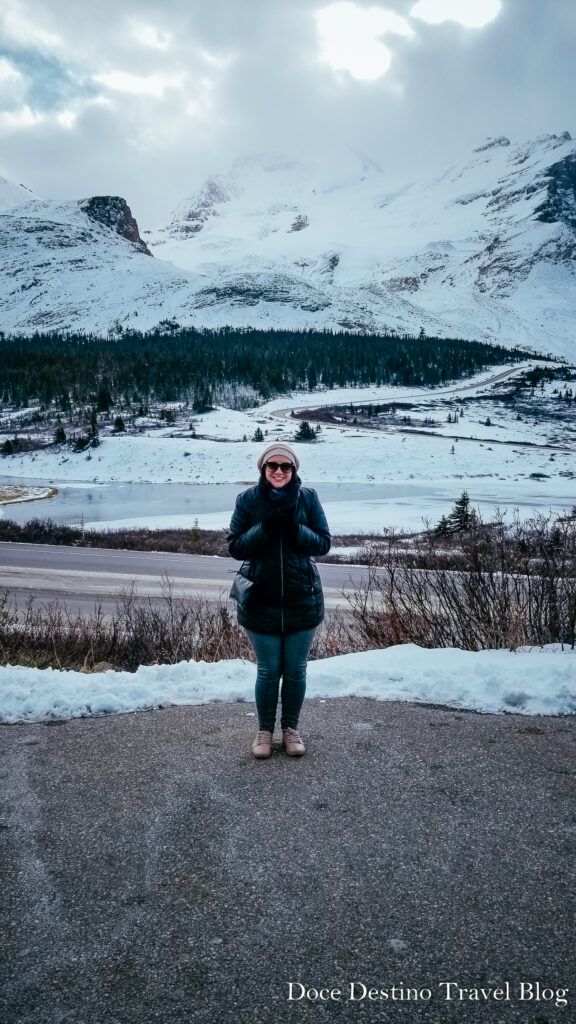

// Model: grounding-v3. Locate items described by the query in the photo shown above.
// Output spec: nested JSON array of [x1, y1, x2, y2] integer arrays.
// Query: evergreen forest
[[0, 327, 535, 412]]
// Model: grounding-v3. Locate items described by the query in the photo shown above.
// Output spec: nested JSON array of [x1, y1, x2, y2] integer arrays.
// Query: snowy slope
[[0, 182, 207, 334], [0, 175, 40, 212], [148, 134, 576, 356], [1, 133, 575, 355]]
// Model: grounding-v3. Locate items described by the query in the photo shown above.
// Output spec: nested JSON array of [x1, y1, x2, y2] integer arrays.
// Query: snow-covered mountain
[[0, 179, 205, 334], [1, 132, 575, 357]]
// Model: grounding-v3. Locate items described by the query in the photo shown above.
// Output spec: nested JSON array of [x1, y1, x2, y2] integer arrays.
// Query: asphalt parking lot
[[1, 697, 575, 1024]]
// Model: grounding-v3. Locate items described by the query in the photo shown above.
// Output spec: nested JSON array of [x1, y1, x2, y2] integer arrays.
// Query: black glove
[[262, 511, 299, 542], [281, 513, 299, 543], [262, 516, 283, 539]]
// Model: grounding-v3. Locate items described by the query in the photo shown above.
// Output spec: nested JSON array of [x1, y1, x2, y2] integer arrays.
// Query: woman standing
[[228, 443, 331, 758]]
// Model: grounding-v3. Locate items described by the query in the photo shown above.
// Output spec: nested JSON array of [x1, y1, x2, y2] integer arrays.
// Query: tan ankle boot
[[282, 727, 305, 756], [251, 730, 273, 758]]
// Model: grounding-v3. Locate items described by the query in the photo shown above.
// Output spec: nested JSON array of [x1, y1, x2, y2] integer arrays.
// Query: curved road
[[272, 362, 537, 419]]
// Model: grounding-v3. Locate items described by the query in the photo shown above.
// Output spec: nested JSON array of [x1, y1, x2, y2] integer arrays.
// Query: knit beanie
[[257, 443, 300, 471]]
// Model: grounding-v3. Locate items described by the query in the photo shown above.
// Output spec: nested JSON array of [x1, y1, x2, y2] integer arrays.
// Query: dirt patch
[[0, 485, 57, 505]]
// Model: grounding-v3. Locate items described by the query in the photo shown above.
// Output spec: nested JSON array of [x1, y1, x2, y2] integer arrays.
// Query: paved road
[[0, 541, 364, 614], [1, 698, 574, 1024]]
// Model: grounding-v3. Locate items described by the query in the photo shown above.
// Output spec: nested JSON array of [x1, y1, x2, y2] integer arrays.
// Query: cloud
[[0, 48, 97, 117], [0, 0, 572, 227], [0, 0, 62, 49], [316, 3, 413, 80], [0, 105, 44, 129], [410, 0, 502, 29], [93, 71, 187, 98], [130, 22, 174, 51], [0, 57, 27, 107]]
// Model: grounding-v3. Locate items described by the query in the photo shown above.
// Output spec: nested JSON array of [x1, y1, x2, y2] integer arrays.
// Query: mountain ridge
[[0, 132, 574, 358]]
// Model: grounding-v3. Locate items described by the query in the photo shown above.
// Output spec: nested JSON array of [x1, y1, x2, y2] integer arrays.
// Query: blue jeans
[[244, 627, 317, 731]]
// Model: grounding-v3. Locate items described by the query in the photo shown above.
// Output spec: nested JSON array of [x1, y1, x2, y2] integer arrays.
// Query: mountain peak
[[1, 131, 575, 357], [79, 196, 151, 255], [0, 175, 41, 212], [534, 151, 576, 230], [474, 137, 511, 153], [161, 149, 389, 243]]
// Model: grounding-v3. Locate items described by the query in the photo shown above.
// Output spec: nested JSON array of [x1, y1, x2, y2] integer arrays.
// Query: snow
[[0, 177, 38, 212], [2, 363, 574, 532], [0, 644, 573, 724], [1, 133, 576, 355], [0, 372, 573, 725], [144, 133, 576, 357]]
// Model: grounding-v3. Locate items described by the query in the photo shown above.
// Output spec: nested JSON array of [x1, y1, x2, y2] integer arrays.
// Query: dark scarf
[[258, 471, 301, 517]]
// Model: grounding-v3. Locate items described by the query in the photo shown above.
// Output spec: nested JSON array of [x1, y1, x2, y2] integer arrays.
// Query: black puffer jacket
[[228, 482, 331, 634]]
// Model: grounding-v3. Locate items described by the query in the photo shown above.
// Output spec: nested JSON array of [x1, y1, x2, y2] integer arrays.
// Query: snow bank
[[0, 644, 574, 724]]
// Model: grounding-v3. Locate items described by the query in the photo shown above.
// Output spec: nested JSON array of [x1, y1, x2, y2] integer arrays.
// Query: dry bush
[[310, 608, 356, 659], [0, 578, 251, 671], [0, 578, 358, 672], [0, 518, 229, 556], [346, 511, 576, 652], [316, 532, 406, 564]]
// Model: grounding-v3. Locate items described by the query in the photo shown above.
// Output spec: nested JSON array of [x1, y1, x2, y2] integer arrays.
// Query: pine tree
[[294, 420, 316, 441], [97, 382, 113, 413], [435, 515, 451, 537], [447, 491, 477, 533]]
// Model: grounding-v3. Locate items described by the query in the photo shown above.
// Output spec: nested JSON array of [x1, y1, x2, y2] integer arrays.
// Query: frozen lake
[[0, 476, 572, 534]]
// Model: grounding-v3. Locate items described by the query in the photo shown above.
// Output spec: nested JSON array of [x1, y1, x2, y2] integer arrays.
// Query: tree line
[[0, 326, 535, 411]]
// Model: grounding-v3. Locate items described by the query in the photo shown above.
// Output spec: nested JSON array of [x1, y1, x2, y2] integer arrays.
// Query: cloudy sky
[[0, 0, 573, 225]]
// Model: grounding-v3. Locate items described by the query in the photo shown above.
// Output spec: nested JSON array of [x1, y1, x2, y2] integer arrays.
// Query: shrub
[[345, 511, 576, 651], [0, 582, 352, 671]]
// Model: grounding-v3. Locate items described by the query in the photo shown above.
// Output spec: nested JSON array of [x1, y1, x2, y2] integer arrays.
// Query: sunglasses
[[265, 461, 294, 473]]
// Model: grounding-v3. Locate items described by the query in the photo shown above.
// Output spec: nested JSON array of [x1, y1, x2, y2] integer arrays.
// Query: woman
[[228, 443, 331, 759]]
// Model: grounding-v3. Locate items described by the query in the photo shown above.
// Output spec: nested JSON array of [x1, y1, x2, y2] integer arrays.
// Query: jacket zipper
[[280, 535, 285, 633]]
